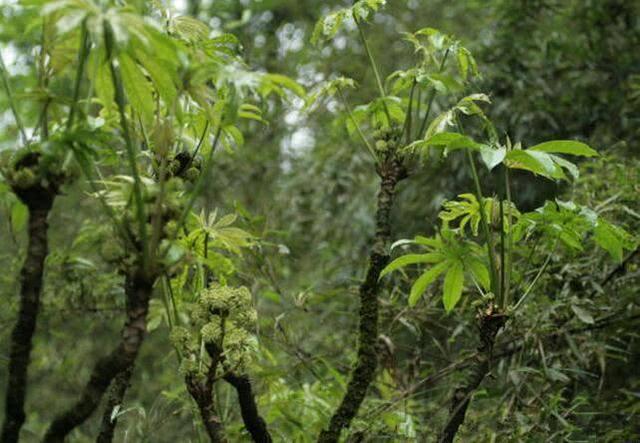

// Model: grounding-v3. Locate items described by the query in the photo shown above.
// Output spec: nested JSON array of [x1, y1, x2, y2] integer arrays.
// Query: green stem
[[417, 48, 450, 139], [0, 50, 27, 144], [337, 86, 378, 163], [164, 272, 180, 327], [504, 166, 513, 307], [187, 121, 210, 171], [403, 79, 417, 146], [353, 13, 391, 124], [466, 149, 499, 299], [499, 197, 505, 308], [66, 22, 90, 131], [513, 246, 555, 311], [160, 277, 174, 331], [104, 21, 149, 272], [38, 20, 50, 139], [177, 126, 223, 229]]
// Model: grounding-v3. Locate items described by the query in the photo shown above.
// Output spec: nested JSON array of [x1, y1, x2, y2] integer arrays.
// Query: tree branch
[[438, 308, 507, 443], [318, 156, 407, 442], [1, 189, 56, 443], [96, 367, 133, 443], [43, 271, 154, 442], [223, 372, 272, 443]]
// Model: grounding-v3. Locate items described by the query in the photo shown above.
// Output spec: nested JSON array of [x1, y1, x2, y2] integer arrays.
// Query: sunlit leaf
[[443, 261, 464, 312], [408, 261, 448, 307]]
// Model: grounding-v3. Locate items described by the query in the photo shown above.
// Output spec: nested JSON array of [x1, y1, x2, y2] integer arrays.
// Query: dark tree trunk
[[438, 309, 507, 443], [318, 157, 407, 443], [95, 367, 133, 443], [223, 373, 272, 443], [43, 271, 154, 442], [1, 193, 55, 443]]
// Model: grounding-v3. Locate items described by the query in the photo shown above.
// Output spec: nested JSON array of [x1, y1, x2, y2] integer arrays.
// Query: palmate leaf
[[504, 149, 563, 179], [408, 261, 449, 307], [380, 252, 445, 279], [443, 262, 464, 312], [516, 200, 635, 261], [503, 141, 598, 181], [132, 46, 178, 107], [118, 52, 155, 125], [529, 140, 598, 157], [306, 76, 357, 111], [464, 256, 490, 291], [410, 132, 484, 155], [311, 0, 386, 45]]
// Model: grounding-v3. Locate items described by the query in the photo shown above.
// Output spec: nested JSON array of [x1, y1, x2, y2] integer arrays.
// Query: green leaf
[[550, 155, 579, 179], [133, 48, 177, 107], [380, 252, 445, 279], [465, 257, 490, 290], [408, 261, 448, 307], [571, 305, 595, 325], [443, 261, 464, 312], [169, 16, 210, 42], [479, 145, 506, 171], [424, 111, 454, 139], [118, 53, 154, 125], [529, 140, 598, 157], [424, 132, 483, 152], [263, 74, 306, 99], [504, 149, 559, 179], [427, 73, 463, 93], [456, 47, 477, 80], [90, 48, 114, 111], [594, 220, 624, 262]]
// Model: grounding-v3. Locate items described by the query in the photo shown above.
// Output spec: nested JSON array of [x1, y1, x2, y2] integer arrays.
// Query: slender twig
[[185, 121, 210, 171], [353, 13, 391, 124], [514, 247, 555, 311], [337, 86, 378, 163]]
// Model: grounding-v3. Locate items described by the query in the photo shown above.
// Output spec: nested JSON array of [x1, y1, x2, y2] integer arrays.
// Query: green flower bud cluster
[[175, 284, 258, 375], [0, 142, 74, 200], [372, 125, 402, 153], [165, 151, 202, 183], [170, 326, 193, 350]]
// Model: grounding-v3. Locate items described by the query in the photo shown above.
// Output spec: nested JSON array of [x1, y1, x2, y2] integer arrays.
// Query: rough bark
[[185, 374, 226, 443], [438, 308, 507, 443], [318, 157, 406, 443], [185, 343, 226, 443], [43, 271, 154, 442], [223, 373, 272, 443], [1, 192, 55, 443], [95, 367, 133, 443]]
